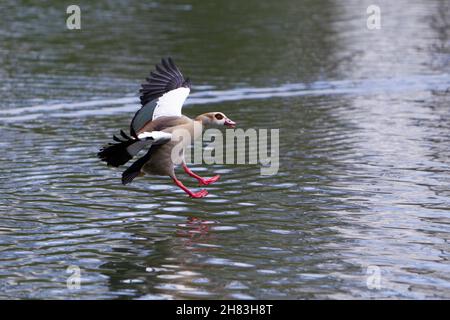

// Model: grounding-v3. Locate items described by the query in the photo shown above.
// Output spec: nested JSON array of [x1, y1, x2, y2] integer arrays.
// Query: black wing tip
[[121, 170, 140, 185], [162, 56, 175, 67], [97, 131, 135, 167], [120, 145, 161, 185], [97, 147, 133, 167], [156, 56, 182, 77], [139, 56, 186, 106]]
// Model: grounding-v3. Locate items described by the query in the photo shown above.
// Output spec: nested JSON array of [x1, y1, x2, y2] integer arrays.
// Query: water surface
[[0, 0, 450, 299]]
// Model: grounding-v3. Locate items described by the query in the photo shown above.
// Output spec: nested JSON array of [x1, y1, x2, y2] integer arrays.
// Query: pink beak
[[224, 118, 236, 128]]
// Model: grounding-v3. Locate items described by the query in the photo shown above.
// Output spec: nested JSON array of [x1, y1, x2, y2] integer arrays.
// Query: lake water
[[0, 0, 449, 299]]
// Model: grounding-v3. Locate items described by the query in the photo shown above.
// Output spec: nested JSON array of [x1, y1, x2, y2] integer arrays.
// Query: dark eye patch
[[215, 113, 224, 120]]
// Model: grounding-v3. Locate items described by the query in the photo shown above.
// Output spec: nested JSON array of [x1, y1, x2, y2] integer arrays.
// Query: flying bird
[[98, 57, 236, 198]]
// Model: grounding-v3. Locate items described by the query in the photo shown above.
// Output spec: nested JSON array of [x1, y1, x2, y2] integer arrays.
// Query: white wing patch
[[152, 87, 190, 120], [126, 131, 172, 157], [137, 131, 172, 142]]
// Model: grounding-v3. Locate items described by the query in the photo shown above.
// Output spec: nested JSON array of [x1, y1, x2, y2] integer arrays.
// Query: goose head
[[196, 112, 236, 128]]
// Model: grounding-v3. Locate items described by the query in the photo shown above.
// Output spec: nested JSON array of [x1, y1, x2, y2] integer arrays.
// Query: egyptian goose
[[98, 58, 236, 198]]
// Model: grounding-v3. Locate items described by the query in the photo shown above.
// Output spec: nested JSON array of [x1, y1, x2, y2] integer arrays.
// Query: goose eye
[[215, 113, 224, 120]]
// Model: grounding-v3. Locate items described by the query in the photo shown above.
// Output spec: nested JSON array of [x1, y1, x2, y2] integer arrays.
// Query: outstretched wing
[[130, 57, 191, 137], [140, 57, 188, 106]]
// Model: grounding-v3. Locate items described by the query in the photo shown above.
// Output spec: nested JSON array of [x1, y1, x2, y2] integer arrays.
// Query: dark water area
[[0, 0, 449, 299]]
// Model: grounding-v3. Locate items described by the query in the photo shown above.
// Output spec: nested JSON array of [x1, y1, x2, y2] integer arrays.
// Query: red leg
[[182, 163, 220, 186], [172, 177, 208, 198]]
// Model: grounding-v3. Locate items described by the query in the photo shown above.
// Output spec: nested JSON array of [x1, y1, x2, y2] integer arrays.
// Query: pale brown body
[[137, 115, 203, 178]]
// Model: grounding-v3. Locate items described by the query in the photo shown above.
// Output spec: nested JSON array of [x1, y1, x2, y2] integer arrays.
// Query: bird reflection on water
[[176, 217, 216, 250]]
